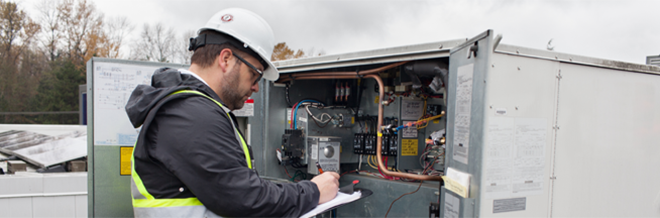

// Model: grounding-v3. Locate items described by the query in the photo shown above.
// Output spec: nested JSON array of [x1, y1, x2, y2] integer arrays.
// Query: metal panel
[[79, 85, 86, 125], [87, 58, 189, 217], [337, 174, 439, 217], [93, 146, 133, 218], [275, 39, 465, 73], [33, 196, 77, 217], [444, 29, 494, 217], [478, 52, 559, 217], [552, 63, 660, 217], [496, 44, 660, 75]]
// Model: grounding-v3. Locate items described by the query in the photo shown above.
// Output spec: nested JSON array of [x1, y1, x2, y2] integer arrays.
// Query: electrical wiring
[[305, 105, 332, 124], [285, 83, 293, 107], [282, 164, 292, 179], [358, 155, 363, 171], [395, 113, 444, 132], [385, 155, 441, 217], [289, 102, 298, 128], [293, 100, 323, 129], [367, 155, 379, 170], [384, 181, 423, 218], [276, 62, 444, 182]]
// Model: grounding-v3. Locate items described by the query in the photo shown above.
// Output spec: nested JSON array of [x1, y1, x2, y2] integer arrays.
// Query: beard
[[220, 64, 247, 110]]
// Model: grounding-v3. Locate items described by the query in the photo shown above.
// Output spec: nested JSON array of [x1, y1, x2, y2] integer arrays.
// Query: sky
[[15, 0, 660, 64]]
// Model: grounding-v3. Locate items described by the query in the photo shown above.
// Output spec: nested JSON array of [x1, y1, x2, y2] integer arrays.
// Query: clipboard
[[299, 188, 373, 218]]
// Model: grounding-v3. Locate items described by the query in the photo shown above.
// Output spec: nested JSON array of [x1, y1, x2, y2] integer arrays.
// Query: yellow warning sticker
[[374, 96, 379, 104], [401, 139, 418, 156], [433, 120, 440, 124], [120, 146, 133, 176]]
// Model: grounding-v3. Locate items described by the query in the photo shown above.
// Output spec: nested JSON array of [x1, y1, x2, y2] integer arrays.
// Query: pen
[[316, 162, 324, 174]]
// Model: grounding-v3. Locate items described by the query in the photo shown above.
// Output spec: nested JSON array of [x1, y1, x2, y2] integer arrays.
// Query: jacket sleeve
[[150, 97, 320, 217]]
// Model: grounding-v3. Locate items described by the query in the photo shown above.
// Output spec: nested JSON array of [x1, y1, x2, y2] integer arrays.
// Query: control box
[[307, 136, 340, 174]]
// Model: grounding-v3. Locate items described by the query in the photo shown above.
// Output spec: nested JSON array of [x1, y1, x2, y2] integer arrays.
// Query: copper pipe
[[276, 61, 409, 83], [281, 70, 443, 181], [365, 74, 443, 181]]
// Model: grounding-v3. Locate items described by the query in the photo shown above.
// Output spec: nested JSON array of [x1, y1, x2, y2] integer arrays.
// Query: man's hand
[[310, 172, 340, 204]]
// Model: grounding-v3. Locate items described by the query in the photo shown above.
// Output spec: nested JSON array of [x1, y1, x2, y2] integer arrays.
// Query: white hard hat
[[198, 8, 279, 81]]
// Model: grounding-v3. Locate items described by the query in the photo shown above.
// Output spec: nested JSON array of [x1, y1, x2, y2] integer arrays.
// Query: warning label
[[493, 197, 526, 213], [401, 139, 418, 156], [233, 99, 254, 117], [120, 146, 133, 176]]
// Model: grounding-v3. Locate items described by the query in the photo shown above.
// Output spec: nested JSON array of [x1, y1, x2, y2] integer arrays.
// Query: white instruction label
[[444, 192, 460, 218], [484, 117, 547, 199], [401, 99, 424, 120], [311, 143, 318, 160], [452, 64, 474, 164]]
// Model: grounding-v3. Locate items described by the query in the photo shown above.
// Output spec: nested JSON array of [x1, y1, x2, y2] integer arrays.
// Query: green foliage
[[29, 60, 85, 124]]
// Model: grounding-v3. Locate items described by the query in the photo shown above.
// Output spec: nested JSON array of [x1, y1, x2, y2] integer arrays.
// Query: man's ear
[[217, 48, 234, 73]]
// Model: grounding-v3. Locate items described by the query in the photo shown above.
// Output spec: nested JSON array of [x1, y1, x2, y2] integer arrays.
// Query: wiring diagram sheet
[[483, 117, 547, 199], [452, 64, 474, 164], [93, 62, 158, 146]]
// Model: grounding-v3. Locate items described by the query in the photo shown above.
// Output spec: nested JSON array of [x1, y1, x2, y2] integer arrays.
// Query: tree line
[[0, 0, 320, 124]]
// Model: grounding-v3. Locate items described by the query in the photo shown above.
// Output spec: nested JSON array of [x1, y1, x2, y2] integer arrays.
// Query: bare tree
[[105, 16, 133, 59], [56, 0, 106, 64], [130, 23, 177, 63], [36, 0, 130, 64], [36, 0, 61, 61], [176, 30, 195, 64]]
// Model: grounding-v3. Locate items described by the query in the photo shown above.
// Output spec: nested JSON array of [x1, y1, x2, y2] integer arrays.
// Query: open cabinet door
[[442, 29, 494, 218]]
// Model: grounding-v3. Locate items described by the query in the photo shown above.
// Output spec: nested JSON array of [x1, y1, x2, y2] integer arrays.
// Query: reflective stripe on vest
[[131, 89, 252, 216]]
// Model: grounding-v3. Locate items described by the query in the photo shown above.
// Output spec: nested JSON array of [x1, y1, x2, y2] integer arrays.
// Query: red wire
[[290, 102, 298, 128], [283, 165, 292, 179], [378, 157, 395, 180], [340, 170, 357, 177]]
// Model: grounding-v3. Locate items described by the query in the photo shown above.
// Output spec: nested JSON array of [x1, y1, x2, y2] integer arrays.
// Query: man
[[125, 8, 339, 217]]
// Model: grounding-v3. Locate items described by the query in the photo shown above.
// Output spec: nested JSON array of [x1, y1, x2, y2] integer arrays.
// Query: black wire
[[354, 79, 363, 117], [285, 83, 293, 107]]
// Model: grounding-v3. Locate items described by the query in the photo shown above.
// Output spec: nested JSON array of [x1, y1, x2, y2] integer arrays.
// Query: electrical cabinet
[[87, 30, 660, 217], [254, 29, 660, 217]]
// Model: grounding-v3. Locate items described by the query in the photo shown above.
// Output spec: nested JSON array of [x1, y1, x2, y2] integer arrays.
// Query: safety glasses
[[233, 53, 263, 85]]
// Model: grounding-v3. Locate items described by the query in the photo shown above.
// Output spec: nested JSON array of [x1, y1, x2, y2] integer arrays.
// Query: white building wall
[[0, 172, 86, 218]]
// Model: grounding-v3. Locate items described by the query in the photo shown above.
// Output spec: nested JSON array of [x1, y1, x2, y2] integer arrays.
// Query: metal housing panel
[[87, 58, 189, 217], [478, 52, 559, 217], [496, 44, 660, 75], [552, 63, 660, 217], [337, 174, 439, 217], [275, 39, 465, 73], [445, 30, 494, 217]]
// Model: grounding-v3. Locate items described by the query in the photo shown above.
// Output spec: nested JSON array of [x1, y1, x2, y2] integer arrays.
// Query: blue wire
[[293, 100, 322, 129]]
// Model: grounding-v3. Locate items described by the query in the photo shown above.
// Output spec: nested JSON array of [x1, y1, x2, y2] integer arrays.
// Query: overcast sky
[[16, 0, 660, 64]]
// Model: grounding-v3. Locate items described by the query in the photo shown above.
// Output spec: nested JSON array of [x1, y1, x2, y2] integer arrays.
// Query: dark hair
[[190, 30, 265, 69]]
